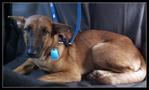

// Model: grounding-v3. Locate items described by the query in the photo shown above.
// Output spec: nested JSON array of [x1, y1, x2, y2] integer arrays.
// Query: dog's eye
[[42, 29, 49, 35]]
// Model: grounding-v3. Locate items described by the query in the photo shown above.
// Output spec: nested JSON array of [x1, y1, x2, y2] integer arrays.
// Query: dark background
[[3, 2, 147, 87]]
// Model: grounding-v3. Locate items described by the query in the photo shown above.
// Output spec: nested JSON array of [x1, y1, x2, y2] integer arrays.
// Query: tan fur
[[10, 15, 146, 85]]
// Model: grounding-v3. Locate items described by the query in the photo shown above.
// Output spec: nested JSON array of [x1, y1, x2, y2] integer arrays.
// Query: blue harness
[[49, 2, 81, 61]]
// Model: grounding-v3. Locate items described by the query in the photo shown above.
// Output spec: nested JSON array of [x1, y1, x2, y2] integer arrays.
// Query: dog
[[8, 15, 146, 85]]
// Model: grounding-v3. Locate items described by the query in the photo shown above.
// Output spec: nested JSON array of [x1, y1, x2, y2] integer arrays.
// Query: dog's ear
[[52, 23, 72, 43], [8, 16, 25, 29], [52, 23, 72, 33]]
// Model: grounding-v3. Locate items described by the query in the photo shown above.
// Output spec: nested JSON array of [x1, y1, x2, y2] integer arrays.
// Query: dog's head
[[8, 15, 72, 58]]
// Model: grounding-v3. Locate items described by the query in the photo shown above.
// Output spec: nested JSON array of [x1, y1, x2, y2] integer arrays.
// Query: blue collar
[[50, 2, 81, 47]]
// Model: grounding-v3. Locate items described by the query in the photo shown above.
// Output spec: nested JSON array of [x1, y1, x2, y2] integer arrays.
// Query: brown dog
[[8, 15, 146, 85]]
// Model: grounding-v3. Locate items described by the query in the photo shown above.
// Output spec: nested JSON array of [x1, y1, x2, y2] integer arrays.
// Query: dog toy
[[50, 48, 59, 61]]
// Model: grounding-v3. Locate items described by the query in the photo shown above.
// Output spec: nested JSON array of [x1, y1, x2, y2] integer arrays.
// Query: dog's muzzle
[[27, 48, 38, 57]]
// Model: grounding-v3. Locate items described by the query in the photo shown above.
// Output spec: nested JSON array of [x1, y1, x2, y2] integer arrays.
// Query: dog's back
[[74, 30, 146, 84]]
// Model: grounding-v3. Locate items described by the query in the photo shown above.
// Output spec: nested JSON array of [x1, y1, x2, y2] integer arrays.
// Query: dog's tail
[[90, 54, 146, 85]]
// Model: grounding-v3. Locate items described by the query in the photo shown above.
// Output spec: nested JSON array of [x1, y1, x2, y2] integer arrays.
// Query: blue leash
[[49, 3, 58, 23], [68, 2, 81, 45], [50, 2, 81, 46], [49, 2, 81, 61]]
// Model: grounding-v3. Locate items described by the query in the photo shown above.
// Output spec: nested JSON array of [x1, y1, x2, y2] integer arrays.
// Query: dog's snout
[[27, 48, 38, 57]]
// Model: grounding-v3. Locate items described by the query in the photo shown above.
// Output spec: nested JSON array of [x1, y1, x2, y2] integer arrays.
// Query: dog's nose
[[27, 48, 37, 57]]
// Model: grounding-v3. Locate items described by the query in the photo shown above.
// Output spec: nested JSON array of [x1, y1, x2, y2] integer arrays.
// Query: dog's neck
[[40, 32, 76, 61]]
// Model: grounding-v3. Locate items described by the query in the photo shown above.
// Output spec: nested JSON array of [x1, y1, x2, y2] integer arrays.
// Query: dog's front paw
[[13, 67, 26, 74], [38, 75, 54, 82]]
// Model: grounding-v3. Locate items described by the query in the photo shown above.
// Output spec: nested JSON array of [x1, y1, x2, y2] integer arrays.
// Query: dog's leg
[[14, 59, 36, 74], [38, 71, 81, 83], [88, 70, 118, 85], [90, 42, 146, 85]]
